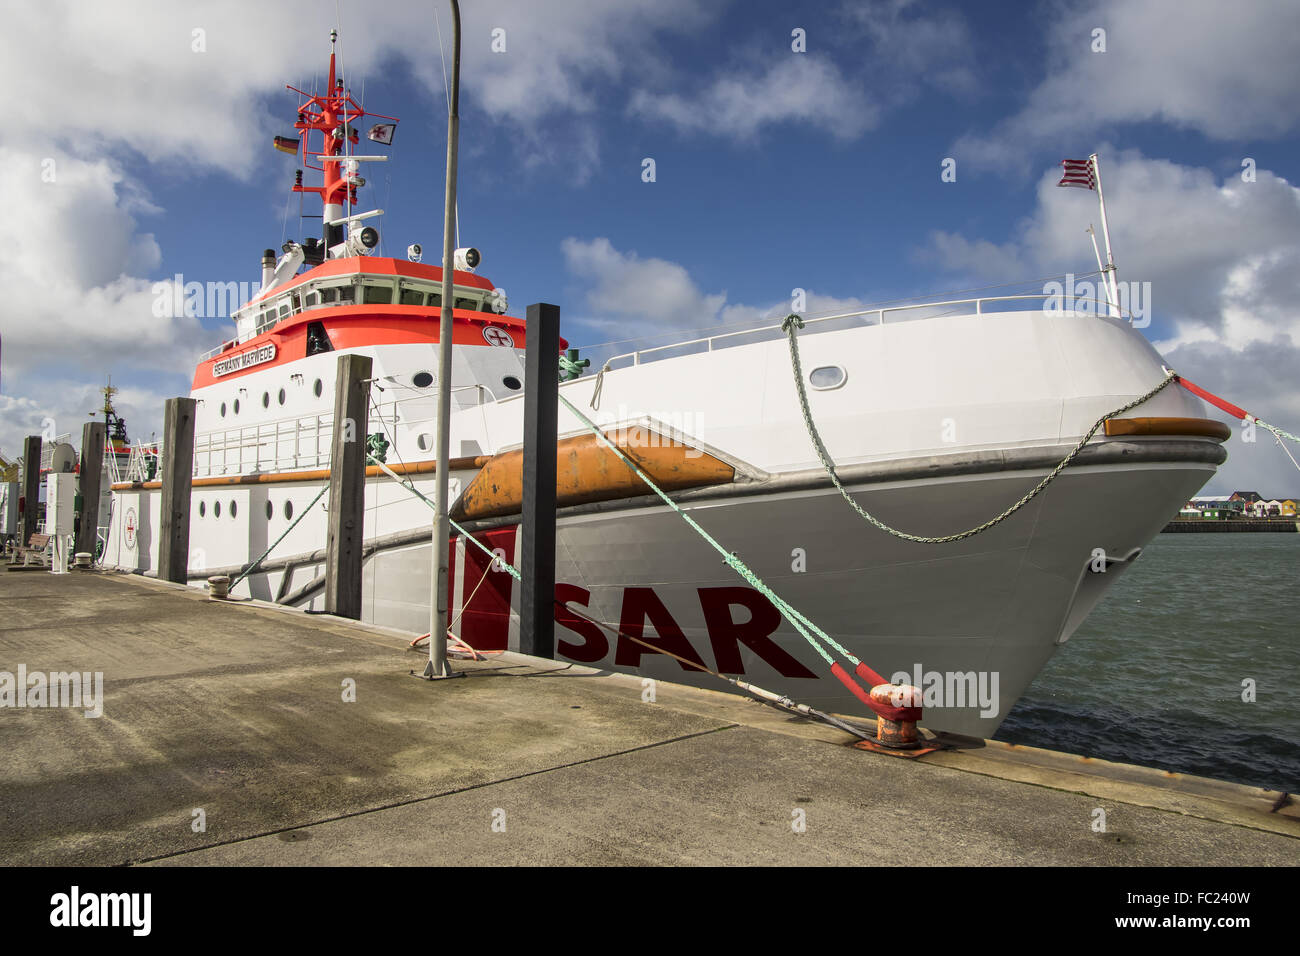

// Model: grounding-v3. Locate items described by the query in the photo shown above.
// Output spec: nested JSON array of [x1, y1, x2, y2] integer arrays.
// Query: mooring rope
[[781, 312, 1179, 543], [551, 391, 914, 718], [230, 483, 329, 588]]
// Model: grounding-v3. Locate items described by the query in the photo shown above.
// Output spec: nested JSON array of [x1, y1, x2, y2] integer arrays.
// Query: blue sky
[[4, 0, 1300, 493]]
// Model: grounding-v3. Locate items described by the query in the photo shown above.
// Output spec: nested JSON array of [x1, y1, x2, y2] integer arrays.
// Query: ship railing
[[603, 293, 1127, 369], [122, 441, 161, 483], [191, 401, 400, 478]]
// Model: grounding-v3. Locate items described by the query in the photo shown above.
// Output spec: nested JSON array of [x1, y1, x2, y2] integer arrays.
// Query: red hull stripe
[[453, 527, 517, 652]]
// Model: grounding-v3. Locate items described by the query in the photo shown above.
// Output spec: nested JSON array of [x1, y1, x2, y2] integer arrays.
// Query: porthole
[[416, 433, 432, 452], [199, 501, 206, 518], [262, 392, 270, 408], [233, 399, 241, 414], [278, 388, 286, 405], [265, 500, 273, 520], [220, 402, 227, 417], [230, 500, 238, 518], [502, 375, 522, 391], [313, 378, 323, 397], [284, 500, 294, 520], [214, 500, 221, 518], [412, 371, 434, 388], [809, 366, 847, 391]]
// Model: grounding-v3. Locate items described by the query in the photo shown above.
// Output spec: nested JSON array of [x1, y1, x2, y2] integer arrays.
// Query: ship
[[104, 31, 1229, 737]]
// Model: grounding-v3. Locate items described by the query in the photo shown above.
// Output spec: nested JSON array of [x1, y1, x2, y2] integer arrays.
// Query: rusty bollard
[[869, 683, 923, 748]]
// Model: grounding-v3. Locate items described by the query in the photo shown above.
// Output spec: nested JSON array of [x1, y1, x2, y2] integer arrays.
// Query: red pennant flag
[[1058, 158, 1096, 189]]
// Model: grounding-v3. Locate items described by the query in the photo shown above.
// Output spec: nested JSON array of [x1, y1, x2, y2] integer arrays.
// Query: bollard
[[207, 575, 231, 599], [869, 683, 923, 748], [73, 552, 92, 569]]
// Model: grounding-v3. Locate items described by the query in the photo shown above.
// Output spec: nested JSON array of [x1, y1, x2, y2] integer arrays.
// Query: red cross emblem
[[482, 327, 514, 347]]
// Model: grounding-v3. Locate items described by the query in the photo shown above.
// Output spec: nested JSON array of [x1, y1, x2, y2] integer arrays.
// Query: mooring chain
[[781, 313, 1179, 544]]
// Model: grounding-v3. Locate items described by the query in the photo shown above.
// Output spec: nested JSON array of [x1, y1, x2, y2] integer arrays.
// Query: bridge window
[[362, 283, 393, 304], [400, 286, 424, 306]]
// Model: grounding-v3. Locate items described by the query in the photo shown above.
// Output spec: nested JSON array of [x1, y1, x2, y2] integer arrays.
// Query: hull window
[[809, 366, 847, 390]]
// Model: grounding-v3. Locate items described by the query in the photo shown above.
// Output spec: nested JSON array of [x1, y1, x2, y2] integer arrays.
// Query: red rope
[[1174, 375, 1250, 422]]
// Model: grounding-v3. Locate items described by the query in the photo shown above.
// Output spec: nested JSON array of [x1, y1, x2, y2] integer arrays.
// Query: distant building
[[1229, 491, 1263, 503], [1282, 500, 1298, 516]]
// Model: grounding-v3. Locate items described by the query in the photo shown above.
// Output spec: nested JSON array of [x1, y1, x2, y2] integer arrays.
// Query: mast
[[286, 33, 399, 257], [1090, 153, 1121, 318]]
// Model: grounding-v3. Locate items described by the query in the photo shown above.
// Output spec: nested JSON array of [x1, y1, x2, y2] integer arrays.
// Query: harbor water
[[998, 534, 1300, 793]]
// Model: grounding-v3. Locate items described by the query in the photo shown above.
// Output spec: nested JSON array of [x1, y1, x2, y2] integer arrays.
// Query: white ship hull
[[106, 306, 1226, 736]]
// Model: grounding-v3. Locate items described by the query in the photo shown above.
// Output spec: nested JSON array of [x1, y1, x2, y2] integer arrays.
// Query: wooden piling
[[324, 353, 372, 619], [20, 435, 40, 542], [76, 421, 106, 558], [157, 398, 196, 584], [520, 302, 560, 659]]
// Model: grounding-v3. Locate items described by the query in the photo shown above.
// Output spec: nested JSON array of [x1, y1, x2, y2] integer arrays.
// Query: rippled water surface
[[998, 534, 1300, 793]]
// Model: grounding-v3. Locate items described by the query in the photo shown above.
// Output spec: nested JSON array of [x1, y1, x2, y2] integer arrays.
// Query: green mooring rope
[[554, 392, 864, 669], [230, 482, 330, 587], [781, 313, 1178, 544]]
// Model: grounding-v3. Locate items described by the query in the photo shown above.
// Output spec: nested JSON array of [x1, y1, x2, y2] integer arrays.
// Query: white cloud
[[956, 0, 1300, 170], [560, 237, 875, 360], [839, 0, 976, 97], [630, 56, 878, 142], [562, 237, 729, 333], [628, 1, 976, 143]]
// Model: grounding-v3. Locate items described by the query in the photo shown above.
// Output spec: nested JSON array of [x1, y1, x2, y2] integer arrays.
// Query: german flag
[[273, 135, 299, 156]]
